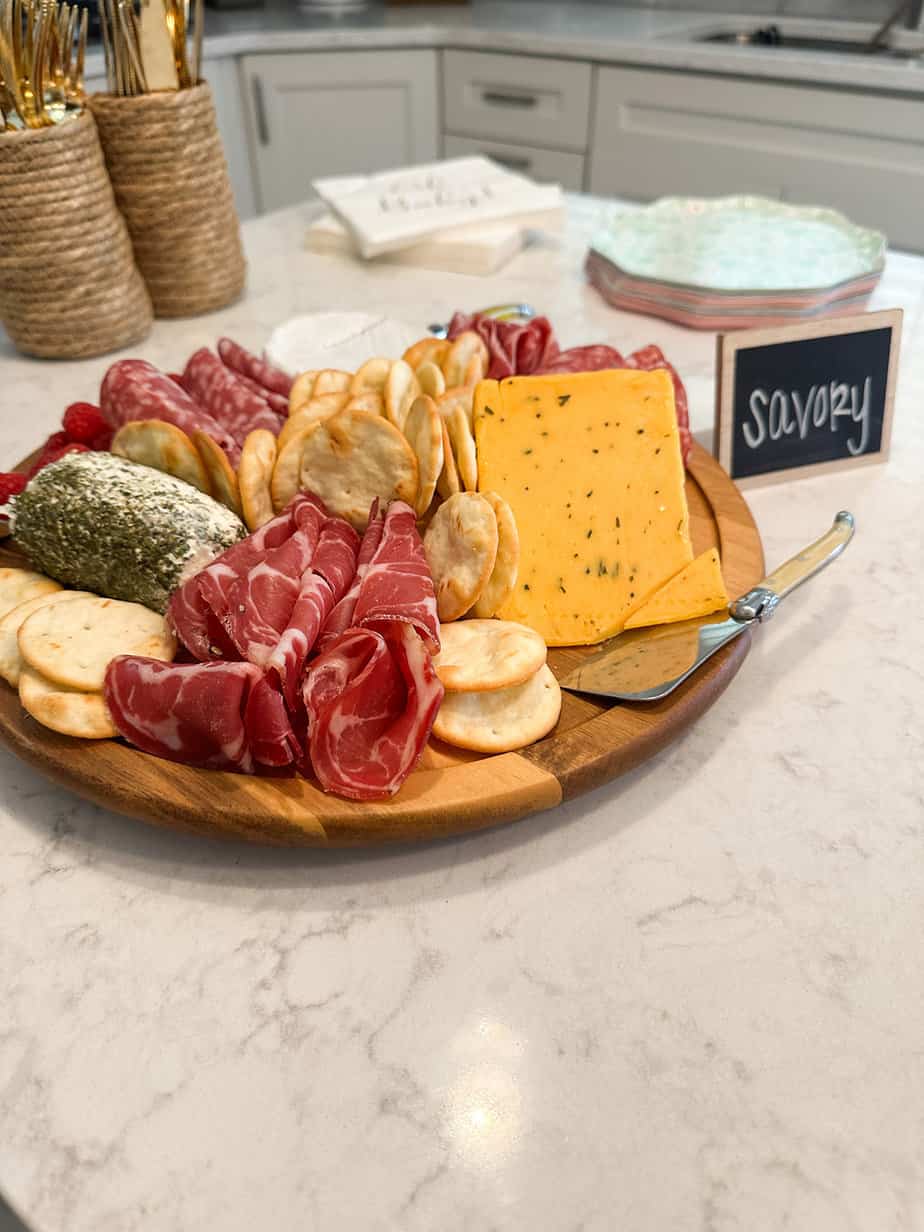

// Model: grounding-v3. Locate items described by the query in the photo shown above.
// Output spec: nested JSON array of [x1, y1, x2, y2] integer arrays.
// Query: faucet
[[868, 0, 924, 48]]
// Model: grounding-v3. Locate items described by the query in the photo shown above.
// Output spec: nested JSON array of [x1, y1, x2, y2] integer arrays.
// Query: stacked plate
[[586, 196, 886, 331]]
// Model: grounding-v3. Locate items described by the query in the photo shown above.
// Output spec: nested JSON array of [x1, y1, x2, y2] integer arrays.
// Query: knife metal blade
[[559, 511, 854, 702]]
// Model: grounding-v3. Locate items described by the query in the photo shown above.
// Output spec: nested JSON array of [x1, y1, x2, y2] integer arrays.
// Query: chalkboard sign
[[715, 309, 901, 487]]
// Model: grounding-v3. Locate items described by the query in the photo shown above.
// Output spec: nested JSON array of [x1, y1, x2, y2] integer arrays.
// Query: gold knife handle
[[729, 511, 855, 623]]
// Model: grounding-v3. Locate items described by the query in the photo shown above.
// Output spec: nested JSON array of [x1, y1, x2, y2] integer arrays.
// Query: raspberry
[[27, 437, 89, 478], [0, 472, 27, 505], [90, 427, 113, 451], [62, 402, 107, 445]]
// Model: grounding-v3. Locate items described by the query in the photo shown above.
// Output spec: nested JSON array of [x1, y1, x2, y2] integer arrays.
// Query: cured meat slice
[[217, 337, 293, 398], [230, 370, 289, 419], [268, 573, 335, 709], [303, 623, 443, 801], [537, 344, 626, 373], [447, 312, 559, 380], [243, 673, 301, 768], [224, 516, 321, 665], [168, 506, 297, 659], [266, 515, 360, 707], [104, 656, 262, 773], [351, 501, 440, 653], [316, 500, 385, 654], [100, 359, 239, 462], [183, 348, 281, 446]]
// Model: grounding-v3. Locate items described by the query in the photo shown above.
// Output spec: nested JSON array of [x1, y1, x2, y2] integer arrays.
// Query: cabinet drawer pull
[[488, 152, 532, 172], [481, 89, 538, 109], [251, 75, 270, 146]]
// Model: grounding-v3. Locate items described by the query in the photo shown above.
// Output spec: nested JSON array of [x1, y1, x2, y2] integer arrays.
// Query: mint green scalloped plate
[[591, 196, 886, 294]]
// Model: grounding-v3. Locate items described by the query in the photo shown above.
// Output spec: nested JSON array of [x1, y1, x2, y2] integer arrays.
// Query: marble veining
[[0, 197, 923, 1231]]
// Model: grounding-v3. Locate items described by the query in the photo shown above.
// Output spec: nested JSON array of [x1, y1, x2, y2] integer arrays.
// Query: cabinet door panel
[[241, 51, 438, 214], [443, 134, 584, 191], [443, 50, 591, 151], [589, 66, 924, 251]]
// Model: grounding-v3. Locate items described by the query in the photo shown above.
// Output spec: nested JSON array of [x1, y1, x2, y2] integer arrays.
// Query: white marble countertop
[[83, 1, 924, 97], [1, 196, 923, 1231]]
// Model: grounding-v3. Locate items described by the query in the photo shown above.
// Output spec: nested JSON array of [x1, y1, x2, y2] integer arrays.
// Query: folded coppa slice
[[473, 369, 693, 646]]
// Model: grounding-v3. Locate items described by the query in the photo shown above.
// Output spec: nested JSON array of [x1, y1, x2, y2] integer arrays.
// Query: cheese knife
[[559, 511, 855, 702]]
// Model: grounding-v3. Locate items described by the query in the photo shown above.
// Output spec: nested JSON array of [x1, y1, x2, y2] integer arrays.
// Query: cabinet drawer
[[443, 134, 584, 191], [442, 50, 591, 152]]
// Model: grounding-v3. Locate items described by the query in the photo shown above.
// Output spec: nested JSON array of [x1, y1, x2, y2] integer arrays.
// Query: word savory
[[742, 377, 872, 457]]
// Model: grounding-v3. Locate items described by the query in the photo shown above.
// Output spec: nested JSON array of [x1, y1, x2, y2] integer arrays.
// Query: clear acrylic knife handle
[[729, 511, 855, 623]]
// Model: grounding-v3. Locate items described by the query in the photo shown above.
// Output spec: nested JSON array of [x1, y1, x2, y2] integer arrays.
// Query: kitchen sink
[[698, 26, 924, 59]]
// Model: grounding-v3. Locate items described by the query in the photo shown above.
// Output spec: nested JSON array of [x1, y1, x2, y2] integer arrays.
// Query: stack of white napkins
[[308, 157, 564, 275]]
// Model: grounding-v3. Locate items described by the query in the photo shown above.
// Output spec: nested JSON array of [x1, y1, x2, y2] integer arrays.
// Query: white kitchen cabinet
[[589, 66, 924, 251], [442, 134, 585, 191], [442, 50, 591, 152], [204, 55, 259, 222], [239, 50, 439, 215]]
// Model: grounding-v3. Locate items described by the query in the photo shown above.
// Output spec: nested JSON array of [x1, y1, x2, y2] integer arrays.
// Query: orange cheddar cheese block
[[622, 547, 729, 630], [473, 369, 693, 646]]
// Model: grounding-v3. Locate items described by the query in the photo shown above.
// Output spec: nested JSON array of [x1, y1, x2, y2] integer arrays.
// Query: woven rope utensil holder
[[91, 84, 246, 318], [0, 111, 153, 359]]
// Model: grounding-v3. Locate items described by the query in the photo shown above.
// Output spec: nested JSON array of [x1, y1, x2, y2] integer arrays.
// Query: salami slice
[[217, 337, 293, 398], [183, 348, 281, 447], [537, 344, 625, 373], [350, 501, 440, 653], [303, 623, 443, 801], [230, 370, 289, 419], [104, 656, 262, 773], [100, 359, 239, 462]]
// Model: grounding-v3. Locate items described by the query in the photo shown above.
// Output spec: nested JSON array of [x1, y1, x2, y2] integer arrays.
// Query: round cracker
[[433, 619, 546, 692], [0, 590, 95, 688], [472, 491, 520, 618], [432, 663, 561, 752], [443, 402, 478, 492], [345, 390, 384, 416], [423, 492, 497, 623], [18, 666, 117, 740], [287, 390, 349, 429], [288, 370, 319, 416], [439, 385, 475, 431], [111, 418, 210, 494], [18, 595, 176, 692], [239, 429, 278, 532], [403, 337, 449, 372], [271, 423, 315, 512], [384, 359, 420, 431], [299, 408, 418, 531], [313, 369, 352, 396], [442, 330, 489, 388], [191, 431, 242, 516], [436, 418, 461, 500], [0, 569, 61, 621], [403, 396, 443, 518], [351, 357, 392, 394], [416, 360, 446, 400]]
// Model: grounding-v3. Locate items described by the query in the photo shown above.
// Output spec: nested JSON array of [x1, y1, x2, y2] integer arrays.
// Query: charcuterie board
[[0, 442, 762, 846]]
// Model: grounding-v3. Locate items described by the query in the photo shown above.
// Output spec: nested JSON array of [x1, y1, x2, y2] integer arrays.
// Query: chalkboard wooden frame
[[715, 309, 901, 489]]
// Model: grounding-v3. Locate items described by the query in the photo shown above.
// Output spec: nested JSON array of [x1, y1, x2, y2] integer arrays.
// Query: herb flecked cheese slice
[[474, 369, 693, 646], [623, 547, 729, 630]]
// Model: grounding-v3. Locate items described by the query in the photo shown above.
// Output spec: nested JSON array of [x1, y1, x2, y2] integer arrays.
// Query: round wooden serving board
[[0, 443, 763, 846]]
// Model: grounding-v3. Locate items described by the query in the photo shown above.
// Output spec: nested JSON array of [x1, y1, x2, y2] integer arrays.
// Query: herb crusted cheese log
[[473, 369, 694, 646], [12, 452, 246, 613]]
